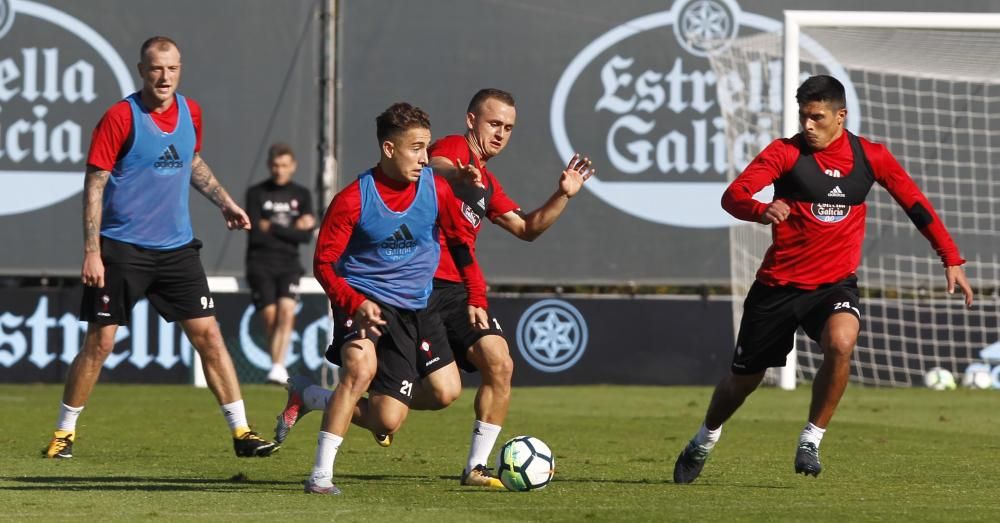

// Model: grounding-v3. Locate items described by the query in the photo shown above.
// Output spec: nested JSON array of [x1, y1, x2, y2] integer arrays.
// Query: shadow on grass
[[4, 473, 793, 492], [1, 475, 302, 492]]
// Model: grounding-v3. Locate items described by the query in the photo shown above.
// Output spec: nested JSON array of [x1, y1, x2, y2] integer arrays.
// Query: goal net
[[710, 12, 1000, 387]]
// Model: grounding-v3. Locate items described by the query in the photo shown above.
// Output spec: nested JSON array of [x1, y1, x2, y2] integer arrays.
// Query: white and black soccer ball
[[496, 436, 555, 491], [962, 363, 993, 390], [923, 367, 957, 391]]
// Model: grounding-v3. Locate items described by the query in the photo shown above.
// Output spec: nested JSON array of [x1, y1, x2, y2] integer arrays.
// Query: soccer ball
[[923, 367, 957, 390], [962, 363, 993, 390], [495, 436, 555, 491]]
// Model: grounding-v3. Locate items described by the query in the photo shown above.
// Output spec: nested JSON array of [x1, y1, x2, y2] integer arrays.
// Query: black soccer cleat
[[794, 441, 822, 477], [673, 439, 711, 484], [233, 431, 278, 457]]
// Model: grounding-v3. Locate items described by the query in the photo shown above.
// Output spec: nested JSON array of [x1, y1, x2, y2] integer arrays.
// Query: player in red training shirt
[[303, 102, 486, 494], [274, 88, 593, 488], [673, 75, 974, 484], [421, 88, 593, 487]]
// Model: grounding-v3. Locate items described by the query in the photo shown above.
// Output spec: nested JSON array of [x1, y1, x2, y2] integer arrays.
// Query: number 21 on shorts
[[399, 380, 413, 397]]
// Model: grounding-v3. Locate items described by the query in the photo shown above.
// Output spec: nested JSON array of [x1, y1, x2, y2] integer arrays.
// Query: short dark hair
[[796, 75, 846, 109], [267, 143, 295, 163], [139, 36, 180, 62], [466, 88, 515, 115], [376, 102, 431, 143]]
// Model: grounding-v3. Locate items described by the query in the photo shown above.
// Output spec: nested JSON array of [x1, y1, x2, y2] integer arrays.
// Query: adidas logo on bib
[[827, 185, 846, 198], [154, 144, 184, 169], [378, 224, 418, 259]]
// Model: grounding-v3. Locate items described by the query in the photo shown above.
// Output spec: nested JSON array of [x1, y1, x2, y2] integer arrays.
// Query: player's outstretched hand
[[222, 202, 251, 231], [559, 153, 594, 198], [354, 300, 387, 338], [945, 265, 974, 308], [760, 199, 791, 225], [454, 159, 484, 188], [467, 306, 489, 330], [81, 252, 105, 288]]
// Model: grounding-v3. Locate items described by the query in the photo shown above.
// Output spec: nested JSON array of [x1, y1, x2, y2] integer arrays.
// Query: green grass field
[[2, 383, 998, 521]]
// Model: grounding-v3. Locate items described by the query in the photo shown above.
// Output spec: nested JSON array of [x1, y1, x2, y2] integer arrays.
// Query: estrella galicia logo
[[550, 0, 859, 228], [378, 223, 418, 261], [461, 202, 482, 228], [0, 0, 135, 216], [811, 202, 850, 223], [515, 299, 588, 373], [154, 144, 183, 169], [0, 0, 14, 39]]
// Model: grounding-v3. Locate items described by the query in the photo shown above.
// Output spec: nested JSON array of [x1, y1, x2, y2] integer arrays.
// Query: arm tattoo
[[83, 169, 110, 253], [190, 154, 231, 208]]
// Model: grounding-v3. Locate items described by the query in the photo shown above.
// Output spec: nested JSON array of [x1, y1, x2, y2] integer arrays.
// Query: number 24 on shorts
[[832, 301, 858, 316]]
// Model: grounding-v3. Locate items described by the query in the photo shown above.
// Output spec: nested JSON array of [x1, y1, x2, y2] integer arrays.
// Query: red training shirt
[[87, 95, 203, 170], [313, 167, 487, 315], [428, 135, 520, 282], [723, 131, 964, 289]]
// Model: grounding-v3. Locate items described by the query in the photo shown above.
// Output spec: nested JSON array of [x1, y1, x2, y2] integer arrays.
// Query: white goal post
[[714, 11, 1000, 390]]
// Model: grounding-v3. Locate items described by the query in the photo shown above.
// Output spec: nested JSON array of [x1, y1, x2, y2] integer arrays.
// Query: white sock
[[310, 431, 343, 486], [693, 423, 722, 450], [799, 422, 827, 448], [465, 420, 502, 474], [303, 385, 333, 411], [221, 400, 249, 432], [56, 403, 84, 432]]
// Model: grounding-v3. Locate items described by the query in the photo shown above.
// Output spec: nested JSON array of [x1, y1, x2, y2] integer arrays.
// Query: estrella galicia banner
[[0, 288, 333, 384], [0, 0, 321, 277], [337, 0, 979, 285], [0, 287, 736, 386]]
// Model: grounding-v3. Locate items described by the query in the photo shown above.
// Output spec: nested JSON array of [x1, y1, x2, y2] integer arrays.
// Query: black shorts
[[325, 298, 452, 405], [80, 237, 215, 325], [246, 260, 302, 309], [732, 276, 862, 375], [429, 279, 505, 373]]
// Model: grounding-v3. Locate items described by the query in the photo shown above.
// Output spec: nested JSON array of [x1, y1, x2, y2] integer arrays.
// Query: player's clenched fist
[[760, 199, 791, 225]]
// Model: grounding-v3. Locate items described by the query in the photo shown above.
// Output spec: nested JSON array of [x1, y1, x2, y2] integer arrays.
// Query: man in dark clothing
[[245, 143, 315, 384]]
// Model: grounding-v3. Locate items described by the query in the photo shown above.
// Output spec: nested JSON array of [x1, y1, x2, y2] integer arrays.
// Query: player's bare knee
[[83, 325, 118, 359], [726, 370, 765, 395], [187, 325, 224, 351], [483, 353, 513, 385], [87, 336, 116, 360], [473, 336, 512, 378], [344, 367, 375, 393], [433, 384, 461, 407], [377, 413, 406, 434], [340, 359, 376, 392], [823, 336, 855, 360]]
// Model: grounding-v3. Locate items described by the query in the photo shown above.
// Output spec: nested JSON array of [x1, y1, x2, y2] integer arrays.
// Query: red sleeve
[[428, 135, 469, 164], [434, 176, 488, 308], [313, 182, 367, 314], [187, 98, 203, 153], [864, 141, 965, 266], [483, 171, 520, 221], [722, 138, 797, 222], [86, 101, 132, 171]]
